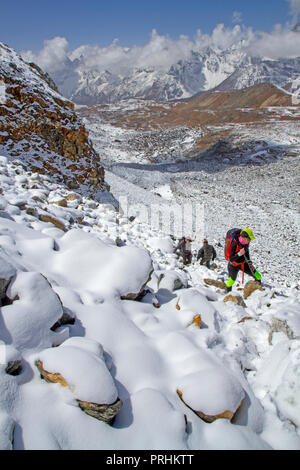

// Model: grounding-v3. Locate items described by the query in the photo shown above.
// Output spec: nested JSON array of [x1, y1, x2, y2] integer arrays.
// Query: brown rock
[[243, 280, 264, 299], [36, 360, 69, 387], [50, 199, 68, 207], [5, 360, 22, 376], [38, 214, 66, 232], [191, 314, 202, 328], [237, 316, 253, 323], [204, 279, 226, 289], [176, 389, 244, 424], [77, 398, 122, 424], [35, 360, 122, 424], [224, 294, 247, 307]]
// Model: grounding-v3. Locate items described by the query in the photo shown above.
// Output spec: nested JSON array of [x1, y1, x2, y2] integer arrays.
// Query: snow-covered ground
[[82, 106, 300, 287], [0, 154, 299, 450]]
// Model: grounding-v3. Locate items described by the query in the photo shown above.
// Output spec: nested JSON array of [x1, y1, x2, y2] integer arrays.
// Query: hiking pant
[[200, 259, 211, 269], [182, 251, 192, 265], [227, 262, 254, 286]]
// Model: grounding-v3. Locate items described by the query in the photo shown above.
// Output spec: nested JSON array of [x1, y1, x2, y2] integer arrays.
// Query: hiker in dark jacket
[[174, 236, 192, 265], [225, 228, 262, 293], [197, 239, 216, 269]]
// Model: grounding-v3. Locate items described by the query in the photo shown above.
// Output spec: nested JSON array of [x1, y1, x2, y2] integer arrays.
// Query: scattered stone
[[5, 360, 22, 376], [77, 398, 122, 424], [50, 312, 76, 331], [38, 214, 66, 232], [191, 314, 202, 328], [268, 317, 295, 345], [238, 316, 253, 323], [204, 279, 226, 289], [224, 294, 247, 307], [50, 199, 68, 207], [243, 280, 264, 299], [66, 193, 80, 201], [25, 207, 37, 216], [0, 254, 16, 303]]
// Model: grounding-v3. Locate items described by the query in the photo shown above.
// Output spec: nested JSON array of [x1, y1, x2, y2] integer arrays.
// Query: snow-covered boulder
[[53, 229, 153, 299], [2, 272, 64, 352], [157, 270, 188, 291], [35, 337, 121, 423], [177, 368, 245, 423], [147, 237, 174, 254], [176, 288, 221, 331]]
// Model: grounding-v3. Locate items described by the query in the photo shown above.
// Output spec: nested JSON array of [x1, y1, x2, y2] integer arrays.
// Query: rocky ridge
[[0, 42, 108, 199]]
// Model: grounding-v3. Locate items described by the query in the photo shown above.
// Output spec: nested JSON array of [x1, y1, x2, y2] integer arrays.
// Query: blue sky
[[0, 0, 295, 53]]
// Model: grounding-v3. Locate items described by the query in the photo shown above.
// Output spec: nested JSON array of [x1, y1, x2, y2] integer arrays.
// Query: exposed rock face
[[0, 42, 107, 197]]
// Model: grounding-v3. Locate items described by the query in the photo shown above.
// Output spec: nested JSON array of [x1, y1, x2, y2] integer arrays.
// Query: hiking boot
[[224, 286, 232, 293]]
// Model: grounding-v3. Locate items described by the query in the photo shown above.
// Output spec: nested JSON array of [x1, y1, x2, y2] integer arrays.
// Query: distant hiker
[[197, 239, 216, 269], [224, 227, 262, 293], [174, 236, 192, 265]]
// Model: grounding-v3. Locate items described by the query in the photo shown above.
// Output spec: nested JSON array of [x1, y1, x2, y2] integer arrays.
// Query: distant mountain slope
[[31, 44, 300, 105], [0, 42, 108, 198]]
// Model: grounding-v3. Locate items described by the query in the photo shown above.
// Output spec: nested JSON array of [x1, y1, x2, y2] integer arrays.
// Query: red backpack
[[224, 228, 241, 261]]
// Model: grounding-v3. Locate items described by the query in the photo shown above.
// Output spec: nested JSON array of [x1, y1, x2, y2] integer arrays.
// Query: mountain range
[[44, 44, 300, 105]]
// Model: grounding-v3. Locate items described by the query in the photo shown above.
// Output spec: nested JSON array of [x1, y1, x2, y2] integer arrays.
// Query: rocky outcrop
[[0, 42, 107, 197]]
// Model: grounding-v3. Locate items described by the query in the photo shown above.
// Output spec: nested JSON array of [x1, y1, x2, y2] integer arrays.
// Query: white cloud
[[21, 21, 300, 80], [247, 23, 300, 58], [22, 37, 70, 73]]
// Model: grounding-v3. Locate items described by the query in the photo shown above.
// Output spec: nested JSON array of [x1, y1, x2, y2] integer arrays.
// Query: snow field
[[0, 156, 299, 449]]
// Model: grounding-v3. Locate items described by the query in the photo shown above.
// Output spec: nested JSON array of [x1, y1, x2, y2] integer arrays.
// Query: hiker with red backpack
[[224, 228, 262, 293]]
